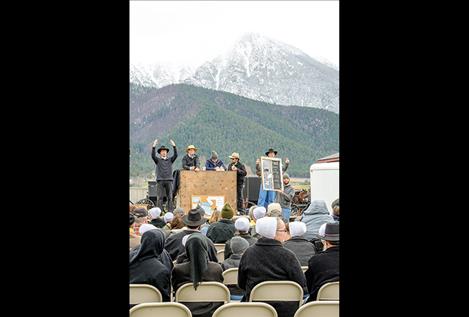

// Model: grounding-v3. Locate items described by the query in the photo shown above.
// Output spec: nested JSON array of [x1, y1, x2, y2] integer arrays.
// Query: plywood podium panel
[[178, 170, 237, 213]]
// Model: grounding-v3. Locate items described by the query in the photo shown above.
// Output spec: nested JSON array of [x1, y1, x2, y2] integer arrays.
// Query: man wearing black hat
[[164, 207, 219, 262], [255, 148, 290, 209], [151, 138, 178, 212], [304, 221, 339, 302]]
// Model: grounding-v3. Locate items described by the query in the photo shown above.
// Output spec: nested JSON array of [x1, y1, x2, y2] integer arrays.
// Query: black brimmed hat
[[265, 148, 278, 156], [157, 146, 170, 154], [182, 208, 206, 227]]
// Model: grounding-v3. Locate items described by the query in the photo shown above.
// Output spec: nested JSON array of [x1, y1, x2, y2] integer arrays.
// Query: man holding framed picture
[[256, 148, 289, 209]]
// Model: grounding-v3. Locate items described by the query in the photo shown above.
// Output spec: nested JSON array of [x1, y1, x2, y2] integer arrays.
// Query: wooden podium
[[176, 170, 237, 213]]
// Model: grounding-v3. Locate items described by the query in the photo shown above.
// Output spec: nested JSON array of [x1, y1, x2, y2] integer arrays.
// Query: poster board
[[177, 170, 237, 213], [191, 195, 225, 217], [260, 156, 284, 191]]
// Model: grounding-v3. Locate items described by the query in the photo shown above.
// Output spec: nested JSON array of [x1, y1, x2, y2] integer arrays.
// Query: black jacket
[[227, 162, 247, 185], [182, 154, 200, 170], [206, 219, 236, 243], [304, 246, 339, 303], [283, 237, 316, 266], [224, 233, 257, 260], [164, 229, 219, 262], [221, 254, 242, 270], [172, 261, 224, 317], [151, 146, 178, 181], [129, 229, 171, 302], [238, 237, 307, 317]]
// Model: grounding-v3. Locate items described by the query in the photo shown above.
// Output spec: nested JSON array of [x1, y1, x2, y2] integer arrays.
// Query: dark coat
[[205, 159, 226, 171], [221, 254, 242, 270], [151, 146, 178, 181], [129, 229, 171, 302], [172, 261, 224, 317], [227, 161, 247, 185], [304, 246, 339, 303], [206, 219, 236, 243], [150, 218, 166, 228], [164, 229, 219, 262], [182, 154, 200, 170], [238, 237, 307, 317], [283, 237, 317, 266], [224, 232, 258, 260]]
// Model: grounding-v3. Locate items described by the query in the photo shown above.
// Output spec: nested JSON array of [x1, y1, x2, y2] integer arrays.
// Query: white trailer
[[309, 160, 339, 215]]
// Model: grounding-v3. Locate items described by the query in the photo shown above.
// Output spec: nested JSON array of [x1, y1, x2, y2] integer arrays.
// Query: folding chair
[[213, 302, 277, 317], [214, 243, 226, 252], [317, 281, 339, 301], [222, 268, 239, 286], [175, 282, 230, 303], [293, 301, 339, 317], [130, 284, 162, 305], [130, 302, 192, 317], [223, 268, 242, 301], [217, 250, 225, 262], [249, 281, 304, 317], [249, 281, 303, 307]]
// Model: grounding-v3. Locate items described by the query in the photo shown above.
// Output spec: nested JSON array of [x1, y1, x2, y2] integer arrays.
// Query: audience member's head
[[148, 207, 162, 220], [253, 206, 267, 221], [173, 207, 185, 218], [133, 208, 149, 224], [164, 212, 174, 224], [235, 217, 250, 233], [183, 208, 206, 230], [319, 221, 340, 248], [255, 217, 277, 239], [209, 209, 221, 224], [185, 233, 209, 290], [221, 203, 234, 220], [230, 236, 250, 255], [274, 217, 288, 242], [248, 205, 258, 220], [289, 221, 307, 238], [139, 223, 158, 235], [332, 198, 340, 218], [267, 203, 282, 217]]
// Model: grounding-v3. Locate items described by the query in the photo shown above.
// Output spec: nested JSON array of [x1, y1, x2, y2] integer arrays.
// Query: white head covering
[[267, 203, 282, 217], [253, 206, 267, 220], [182, 234, 190, 247], [149, 207, 162, 219], [164, 212, 174, 223], [235, 217, 250, 232], [255, 217, 277, 239], [318, 222, 328, 238], [289, 221, 307, 238], [139, 223, 157, 235]]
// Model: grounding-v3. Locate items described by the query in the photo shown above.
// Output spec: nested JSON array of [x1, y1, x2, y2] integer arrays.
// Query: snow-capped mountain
[[129, 63, 194, 88], [185, 33, 339, 113], [130, 33, 339, 112]]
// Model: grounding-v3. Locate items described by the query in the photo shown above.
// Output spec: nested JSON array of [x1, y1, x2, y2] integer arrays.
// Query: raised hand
[[152, 139, 159, 147], [169, 139, 176, 147], [285, 158, 290, 164]]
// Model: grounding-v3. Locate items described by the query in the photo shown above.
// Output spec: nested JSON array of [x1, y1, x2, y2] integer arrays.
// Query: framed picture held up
[[260, 156, 284, 191]]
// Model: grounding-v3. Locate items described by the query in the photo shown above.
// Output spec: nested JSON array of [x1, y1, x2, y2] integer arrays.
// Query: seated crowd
[[129, 199, 339, 317]]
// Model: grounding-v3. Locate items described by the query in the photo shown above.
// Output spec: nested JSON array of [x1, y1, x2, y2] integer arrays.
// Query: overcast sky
[[130, 1, 339, 69]]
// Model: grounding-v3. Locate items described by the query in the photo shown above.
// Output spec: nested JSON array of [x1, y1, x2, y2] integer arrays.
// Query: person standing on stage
[[256, 148, 290, 209], [227, 152, 247, 212], [151, 138, 177, 213]]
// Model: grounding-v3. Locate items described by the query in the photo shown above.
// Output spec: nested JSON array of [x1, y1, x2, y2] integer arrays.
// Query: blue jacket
[[205, 159, 226, 171]]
